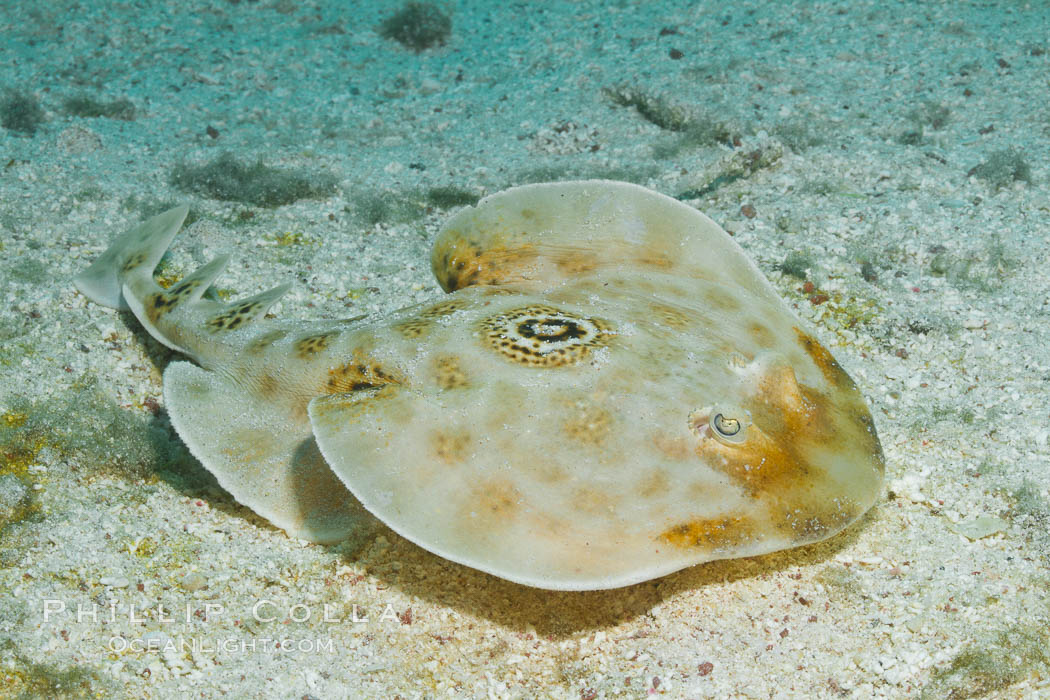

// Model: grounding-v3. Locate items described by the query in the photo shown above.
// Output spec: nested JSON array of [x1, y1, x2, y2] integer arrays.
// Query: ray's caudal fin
[[73, 205, 290, 369], [75, 206, 366, 544]]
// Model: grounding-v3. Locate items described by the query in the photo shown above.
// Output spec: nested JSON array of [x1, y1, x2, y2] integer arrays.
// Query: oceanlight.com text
[[107, 636, 335, 655]]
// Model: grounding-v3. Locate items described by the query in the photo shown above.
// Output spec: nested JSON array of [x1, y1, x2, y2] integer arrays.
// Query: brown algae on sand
[[73, 180, 884, 590]]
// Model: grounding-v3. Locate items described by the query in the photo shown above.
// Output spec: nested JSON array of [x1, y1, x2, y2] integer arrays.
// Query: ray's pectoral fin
[[163, 361, 374, 544], [307, 386, 529, 582], [307, 382, 657, 591]]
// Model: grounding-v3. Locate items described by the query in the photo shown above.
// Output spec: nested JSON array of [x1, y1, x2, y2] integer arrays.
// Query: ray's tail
[[74, 206, 289, 369]]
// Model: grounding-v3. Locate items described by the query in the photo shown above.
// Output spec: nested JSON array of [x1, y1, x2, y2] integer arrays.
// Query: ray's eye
[[710, 408, 750, 444], [689, 405, 751, 445], [713, 413, 741, 437]]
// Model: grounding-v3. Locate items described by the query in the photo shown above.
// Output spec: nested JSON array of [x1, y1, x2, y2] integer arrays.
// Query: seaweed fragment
[[605, 83, 740, 157], [1, 90, 45, 136], [63, 94, 136, 121], [424, 185, 479, 209], [379, 2, 452, 51], [0, 653, 101, 699], [676, 145, 782, 199], [926, 238, 1014, 292], [921, 625, 1050, 699], [351, 190, 426, 226], [170, 152, 336, 208], [776, 251, 816, 280], [603, 83, 694, 132], [967, 149, 1031, 189], [773, 119, 825, 152]]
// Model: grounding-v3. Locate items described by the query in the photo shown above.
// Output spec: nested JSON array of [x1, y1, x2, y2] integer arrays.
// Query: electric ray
[[74, 180, 884, 590]]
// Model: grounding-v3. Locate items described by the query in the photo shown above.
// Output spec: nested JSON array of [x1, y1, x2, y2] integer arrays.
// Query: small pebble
[[951, 516, 1007, 540], [419, 78, 443, 95], [181, 572, 208, 592], [58, 126, 103, 153]]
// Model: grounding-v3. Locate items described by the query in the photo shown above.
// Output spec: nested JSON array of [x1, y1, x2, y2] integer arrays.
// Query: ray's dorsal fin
[[74, 206, 289, 368], [74, 205, 189, 310]]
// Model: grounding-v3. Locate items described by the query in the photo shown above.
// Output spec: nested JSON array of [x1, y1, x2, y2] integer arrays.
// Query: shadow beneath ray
[[288, 436, 381, 549], [336, 505, 880, 639]]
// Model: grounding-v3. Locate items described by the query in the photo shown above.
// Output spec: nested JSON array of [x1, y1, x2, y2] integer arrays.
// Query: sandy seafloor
[[1, 0, 1049, 697]]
